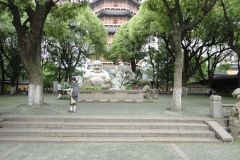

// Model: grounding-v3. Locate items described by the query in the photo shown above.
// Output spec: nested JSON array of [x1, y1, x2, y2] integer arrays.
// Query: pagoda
[[90, 0, 141, 45]]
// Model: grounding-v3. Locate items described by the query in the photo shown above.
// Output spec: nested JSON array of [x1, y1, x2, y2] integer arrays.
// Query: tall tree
[[146, 0, 217, 111], [44, 5, 107, 82], [220, 0, 240, 87], [0, 0, 87, 106], [3, 36, 23, 94], [0, 9, 22, 94], [107, 22, 143, 72]]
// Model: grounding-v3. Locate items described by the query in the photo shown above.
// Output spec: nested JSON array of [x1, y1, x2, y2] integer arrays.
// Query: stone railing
[[210, 89, 240, 140], [187, 86, 210, 95]]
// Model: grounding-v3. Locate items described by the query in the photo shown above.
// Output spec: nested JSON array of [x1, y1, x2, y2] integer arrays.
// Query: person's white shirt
[[57, 84, 61, 90]]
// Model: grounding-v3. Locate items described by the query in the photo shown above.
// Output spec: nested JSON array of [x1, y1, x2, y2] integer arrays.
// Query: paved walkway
[[0, 142, 239, 160], [0, 94, 239, 160]]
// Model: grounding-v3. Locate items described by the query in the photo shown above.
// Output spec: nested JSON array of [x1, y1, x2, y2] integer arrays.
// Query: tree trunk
[[68, 68, 73, 83], [16, 72, 19, 93], [0, 44, 6, 94], [208, 76, 214, 88], [182, 66, 188, 96], [171, 32, 184, 112], [238, 54, 240, 88], [130, 58, 136, 73], [28, 75, 43, 106], [21, 36, 43, 106], [0, 53, 5, 95], [156, 62, 160, 89], [182, 52, 189, 88]]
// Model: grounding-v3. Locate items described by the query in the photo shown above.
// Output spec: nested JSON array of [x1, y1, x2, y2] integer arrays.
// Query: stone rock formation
[[111, 64, 136, 90]]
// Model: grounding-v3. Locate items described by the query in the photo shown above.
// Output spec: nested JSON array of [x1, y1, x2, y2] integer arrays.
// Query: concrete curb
[[78, 100, 145, 103]]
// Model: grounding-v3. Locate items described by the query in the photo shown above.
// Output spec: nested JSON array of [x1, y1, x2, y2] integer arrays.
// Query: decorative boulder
[[111, 64, 136, 90]]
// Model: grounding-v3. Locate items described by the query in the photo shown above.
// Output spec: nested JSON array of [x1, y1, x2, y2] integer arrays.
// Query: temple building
[[90, 0, 142, 45]]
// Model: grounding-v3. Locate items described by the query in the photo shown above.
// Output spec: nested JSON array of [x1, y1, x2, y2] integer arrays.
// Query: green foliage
[[107, 22, 132, 61], [58, 95, 70, 100], [234, 139, 240, 144], [216, 64, 231, 72], [43, 62, 59, 89], [43, 4, 107, 82], [107, 22, 144, 64], [125, 79, 150, 90], [84, 86, 101, 90], [45, 4, 107, 57], [139, 79, 151, 87], [0, 12, 15, 36], [124, 84, 133, 90]]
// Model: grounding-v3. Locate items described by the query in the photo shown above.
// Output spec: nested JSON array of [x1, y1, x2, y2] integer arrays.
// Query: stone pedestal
[[210, 95, 222, 118], [151, 89, 159, 99], [53, 81, 58, 94]]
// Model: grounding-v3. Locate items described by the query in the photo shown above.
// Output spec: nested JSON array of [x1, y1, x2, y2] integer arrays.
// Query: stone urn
[[230, 88, 240, 140]]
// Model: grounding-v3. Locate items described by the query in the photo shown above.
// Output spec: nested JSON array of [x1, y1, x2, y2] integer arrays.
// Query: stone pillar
[[182, 87, 188, 96], [53, 81, 58, 94], [150, 89, 159, 99], [210, 95, 222, 118]]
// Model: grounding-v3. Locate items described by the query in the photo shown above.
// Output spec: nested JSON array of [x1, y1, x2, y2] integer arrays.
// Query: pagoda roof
[[98, 10, 134, 17], [90, 0, 140, 6]]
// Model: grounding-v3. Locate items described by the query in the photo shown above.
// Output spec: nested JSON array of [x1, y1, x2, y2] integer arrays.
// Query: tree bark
[[21, 37, 43, 105], [238, 55, 240, 88], [0, 53, 5, 94], [171, 31, 184, 112], [130, 58, 136, 73]]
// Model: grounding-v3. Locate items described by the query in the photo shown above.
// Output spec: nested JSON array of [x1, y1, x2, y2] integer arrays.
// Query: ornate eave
[[90, 0, 141, 6], [98, 10, 134, 18], [106, 28, 118, 33]]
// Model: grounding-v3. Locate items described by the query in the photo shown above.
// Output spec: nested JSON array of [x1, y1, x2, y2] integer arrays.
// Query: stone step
[[0, 115, 212, 123], [0, 128, 215, 137], [0, 136, 220, 143], [1, 121, 209, 130]]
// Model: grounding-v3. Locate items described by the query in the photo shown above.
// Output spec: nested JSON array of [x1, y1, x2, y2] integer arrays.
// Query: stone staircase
[[0, 115, 221, 142]]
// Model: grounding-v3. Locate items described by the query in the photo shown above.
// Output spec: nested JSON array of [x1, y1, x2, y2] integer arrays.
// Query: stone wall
[[78, 90, 146, 102]]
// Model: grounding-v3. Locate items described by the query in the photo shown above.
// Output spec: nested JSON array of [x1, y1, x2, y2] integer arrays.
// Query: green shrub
[[234, 139, 240, 144], [58, 95, 70, 100], [139, 79, 151, 87], [84, 86, 101, 90], [128, 79, 140, 85], [124, 84, 133, 90], [126, 79, 150, 90]]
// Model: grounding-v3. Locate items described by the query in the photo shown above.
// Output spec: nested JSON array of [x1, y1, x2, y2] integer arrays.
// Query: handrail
[[222, 104, 234, 108]]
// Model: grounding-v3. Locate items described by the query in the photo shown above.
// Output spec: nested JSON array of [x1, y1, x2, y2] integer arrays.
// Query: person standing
[[57, 83, 61, 95], [69, 77, 79, 112]]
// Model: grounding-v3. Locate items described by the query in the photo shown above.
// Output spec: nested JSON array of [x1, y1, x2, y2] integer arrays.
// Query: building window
[[113, 18, 118, 24]]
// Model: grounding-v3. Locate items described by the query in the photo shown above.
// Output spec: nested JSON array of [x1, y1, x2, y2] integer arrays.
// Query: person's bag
[[70, 96, 76, 105]]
